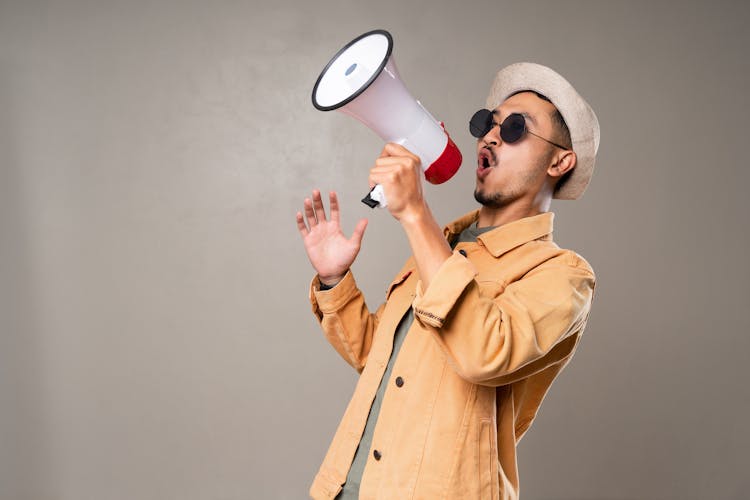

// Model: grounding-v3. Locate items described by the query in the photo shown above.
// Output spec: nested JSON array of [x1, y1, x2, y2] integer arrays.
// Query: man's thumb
[[351, 218, 368, 244]]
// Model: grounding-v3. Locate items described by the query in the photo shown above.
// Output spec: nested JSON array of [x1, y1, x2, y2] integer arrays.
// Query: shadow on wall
[[0, 66, 57, 499]]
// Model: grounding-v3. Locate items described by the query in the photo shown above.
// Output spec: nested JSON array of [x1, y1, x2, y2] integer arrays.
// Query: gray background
[[1, 0, 748, 499]]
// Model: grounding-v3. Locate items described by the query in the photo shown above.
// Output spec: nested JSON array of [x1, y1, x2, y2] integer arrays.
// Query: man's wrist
[[319, 273, 346, 290], [399, 201, 431, 229]]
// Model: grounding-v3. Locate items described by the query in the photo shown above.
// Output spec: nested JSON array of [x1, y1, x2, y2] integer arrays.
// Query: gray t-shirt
[[335, 221, 495, 499]]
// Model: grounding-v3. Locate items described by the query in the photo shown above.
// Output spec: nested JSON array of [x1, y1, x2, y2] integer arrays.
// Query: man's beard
[[474, 187, 506, 208], [474, 185, 523, 209]]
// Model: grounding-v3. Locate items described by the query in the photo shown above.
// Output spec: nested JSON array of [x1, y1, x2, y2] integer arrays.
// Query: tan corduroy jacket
[[308, 210, 596, 500]]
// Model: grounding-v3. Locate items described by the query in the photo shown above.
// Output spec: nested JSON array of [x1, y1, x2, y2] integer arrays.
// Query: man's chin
[[474, 188, 504, 209]]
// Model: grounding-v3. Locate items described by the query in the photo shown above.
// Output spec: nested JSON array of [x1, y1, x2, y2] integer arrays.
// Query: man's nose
[[481, 124, 500, 146]]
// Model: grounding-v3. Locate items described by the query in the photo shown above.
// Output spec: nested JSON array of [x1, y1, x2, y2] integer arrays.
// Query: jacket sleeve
[[309, 269, 386, 374], [411, 250, 596, 387]]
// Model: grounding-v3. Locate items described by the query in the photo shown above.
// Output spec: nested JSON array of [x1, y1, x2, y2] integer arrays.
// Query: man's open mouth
[[478, 150, 493, 169]]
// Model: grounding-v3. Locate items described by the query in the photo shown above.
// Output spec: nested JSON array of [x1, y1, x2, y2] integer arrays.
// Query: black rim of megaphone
[[312, 29, 394, 112]]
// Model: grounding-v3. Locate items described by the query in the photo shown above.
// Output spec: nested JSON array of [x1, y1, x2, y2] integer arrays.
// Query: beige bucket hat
[[486, 62, 600, 200]]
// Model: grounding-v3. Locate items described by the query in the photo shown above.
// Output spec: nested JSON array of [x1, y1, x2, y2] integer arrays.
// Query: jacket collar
[[444, 210, 555, 258]]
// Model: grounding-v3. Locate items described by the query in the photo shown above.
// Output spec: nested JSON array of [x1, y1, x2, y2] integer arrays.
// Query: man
[[295, 62, 600, 499]]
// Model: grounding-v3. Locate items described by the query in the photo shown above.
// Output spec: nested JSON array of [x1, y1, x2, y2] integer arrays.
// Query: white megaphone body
[[312, 29, 462, 208]]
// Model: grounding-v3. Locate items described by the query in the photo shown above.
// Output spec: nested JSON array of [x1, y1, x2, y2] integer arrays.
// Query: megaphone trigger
[[362, 185, 387, 209]]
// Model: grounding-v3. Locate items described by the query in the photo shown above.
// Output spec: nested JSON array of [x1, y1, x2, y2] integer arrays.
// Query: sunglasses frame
[[470, 109, 569, 151]]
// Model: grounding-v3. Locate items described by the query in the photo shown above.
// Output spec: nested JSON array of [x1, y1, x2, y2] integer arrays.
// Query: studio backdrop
[[1, 1, 748, 499]]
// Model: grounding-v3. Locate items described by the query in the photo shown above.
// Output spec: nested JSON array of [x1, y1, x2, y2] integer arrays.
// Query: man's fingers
[[369, 168, 399, 188], [374, 156, 421, 172], [370, 158, 421, 185], [312, 189, 327, 222], [296, 211, 309, 237], [380, 142, 408, 157], [329, 191, 340, 223], [350, 218, 368, 246], [380, 142, 420, 162], [304, 197, 317, 227], [372, 158, 401, 169]]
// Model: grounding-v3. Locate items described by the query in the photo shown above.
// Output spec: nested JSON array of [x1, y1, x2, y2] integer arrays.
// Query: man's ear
[[548, 150, 577, 179]]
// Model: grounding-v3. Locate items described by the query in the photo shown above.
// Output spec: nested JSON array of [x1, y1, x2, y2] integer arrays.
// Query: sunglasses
[[469, 109, 568, 150]]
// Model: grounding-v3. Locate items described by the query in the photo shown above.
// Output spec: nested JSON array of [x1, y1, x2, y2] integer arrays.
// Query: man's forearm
[[399, 203, 453, 291]]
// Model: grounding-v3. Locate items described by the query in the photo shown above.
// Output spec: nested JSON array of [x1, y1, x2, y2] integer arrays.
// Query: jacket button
[[459, 249, 467, 256], [395, 376, 404, 387], [373, 449, 382, 460]]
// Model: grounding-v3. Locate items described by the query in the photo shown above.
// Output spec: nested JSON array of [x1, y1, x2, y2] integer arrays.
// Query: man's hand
[[368, 143, 427, 222], [296, 190, 368, 287]]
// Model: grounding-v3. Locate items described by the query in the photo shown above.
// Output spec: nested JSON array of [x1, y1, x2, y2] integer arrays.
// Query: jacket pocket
[[478, 418, 498, 500]]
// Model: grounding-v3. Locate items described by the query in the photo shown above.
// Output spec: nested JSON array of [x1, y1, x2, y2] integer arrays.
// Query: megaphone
[[312, 29, 462, 208]]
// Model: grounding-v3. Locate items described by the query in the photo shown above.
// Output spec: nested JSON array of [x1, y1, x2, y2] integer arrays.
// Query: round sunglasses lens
[[469, 109, 493, 138], [500, 114, 526, 143]]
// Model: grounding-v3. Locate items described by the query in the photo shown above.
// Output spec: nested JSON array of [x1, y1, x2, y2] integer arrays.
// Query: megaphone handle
[[362, 184, 387, 209]]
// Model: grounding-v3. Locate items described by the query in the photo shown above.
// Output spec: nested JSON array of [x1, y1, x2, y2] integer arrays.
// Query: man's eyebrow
[[520, 112, 538, 126], [492, 110, 538, 126]]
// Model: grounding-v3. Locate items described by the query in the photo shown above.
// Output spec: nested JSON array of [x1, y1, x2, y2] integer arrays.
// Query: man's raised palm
[[296, 190, 368, 285]]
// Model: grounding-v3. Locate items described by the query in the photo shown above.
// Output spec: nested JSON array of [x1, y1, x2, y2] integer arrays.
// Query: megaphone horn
[[312, 29, 462, 208]]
